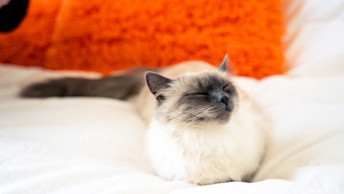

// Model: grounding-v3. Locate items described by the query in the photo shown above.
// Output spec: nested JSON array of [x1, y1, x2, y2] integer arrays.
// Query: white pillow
[[283, 0, 344, 77]]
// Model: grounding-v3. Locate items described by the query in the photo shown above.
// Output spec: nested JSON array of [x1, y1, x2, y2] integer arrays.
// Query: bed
[[1, 0, 344, 193]]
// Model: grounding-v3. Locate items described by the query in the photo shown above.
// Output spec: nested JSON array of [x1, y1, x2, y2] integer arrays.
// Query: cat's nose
[[209, 90, 229, 107], [220, 95, 229, 106]]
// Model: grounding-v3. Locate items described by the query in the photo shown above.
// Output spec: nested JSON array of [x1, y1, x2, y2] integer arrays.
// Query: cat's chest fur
[[146, 98, 266, 185]]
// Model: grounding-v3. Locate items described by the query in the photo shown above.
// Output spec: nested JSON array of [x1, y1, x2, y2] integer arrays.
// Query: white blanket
[[1, 0, 344, 193]]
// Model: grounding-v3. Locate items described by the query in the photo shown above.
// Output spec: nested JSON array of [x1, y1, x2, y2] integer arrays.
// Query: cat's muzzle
[[209, 89, 234, 109], [193, 90, 234, 123]]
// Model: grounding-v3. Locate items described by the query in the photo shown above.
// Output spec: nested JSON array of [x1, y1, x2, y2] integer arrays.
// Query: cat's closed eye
[[223, 84, 229, 90], [183, 92, 208, 97], [156, 95, 165, 102], [222, 84, 234, 94], [193, 92, 208, 96]]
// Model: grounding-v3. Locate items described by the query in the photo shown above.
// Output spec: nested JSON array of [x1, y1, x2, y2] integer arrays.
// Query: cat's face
[[146, 56, 239, 126]]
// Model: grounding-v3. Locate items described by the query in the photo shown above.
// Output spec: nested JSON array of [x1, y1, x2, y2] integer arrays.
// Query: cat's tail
[[20, 68, 152, 100]]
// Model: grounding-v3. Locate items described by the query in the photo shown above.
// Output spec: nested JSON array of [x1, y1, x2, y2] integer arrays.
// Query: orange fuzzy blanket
[[0, 0, 284, 78]]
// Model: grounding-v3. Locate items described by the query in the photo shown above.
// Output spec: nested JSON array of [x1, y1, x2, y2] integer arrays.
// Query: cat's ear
[[217, 55, 228, 73], [145, 72, 171, 95]]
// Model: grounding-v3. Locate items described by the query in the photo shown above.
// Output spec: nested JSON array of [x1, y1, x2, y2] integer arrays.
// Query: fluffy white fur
[[146, 77, 267, 185]]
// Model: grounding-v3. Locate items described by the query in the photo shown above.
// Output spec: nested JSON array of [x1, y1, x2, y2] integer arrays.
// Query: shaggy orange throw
[[0, 0, 284, 78]]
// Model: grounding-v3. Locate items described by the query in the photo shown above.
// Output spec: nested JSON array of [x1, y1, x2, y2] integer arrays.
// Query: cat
[[21, 56, 268, 185]]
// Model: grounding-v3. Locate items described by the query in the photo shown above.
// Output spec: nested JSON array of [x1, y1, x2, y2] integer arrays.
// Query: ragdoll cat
[[21, 56, 268, 185]]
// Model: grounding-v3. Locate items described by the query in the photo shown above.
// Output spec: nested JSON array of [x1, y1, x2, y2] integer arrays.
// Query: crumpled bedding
[[1, 0, 344, 193]]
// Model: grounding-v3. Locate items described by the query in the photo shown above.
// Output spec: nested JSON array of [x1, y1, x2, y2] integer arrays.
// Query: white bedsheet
[[1, 0, 344, 193]]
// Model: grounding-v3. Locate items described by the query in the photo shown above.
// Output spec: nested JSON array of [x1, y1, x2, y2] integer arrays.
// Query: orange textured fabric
[[0, 0, 284, 78], [0, 0, 61, 67]]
